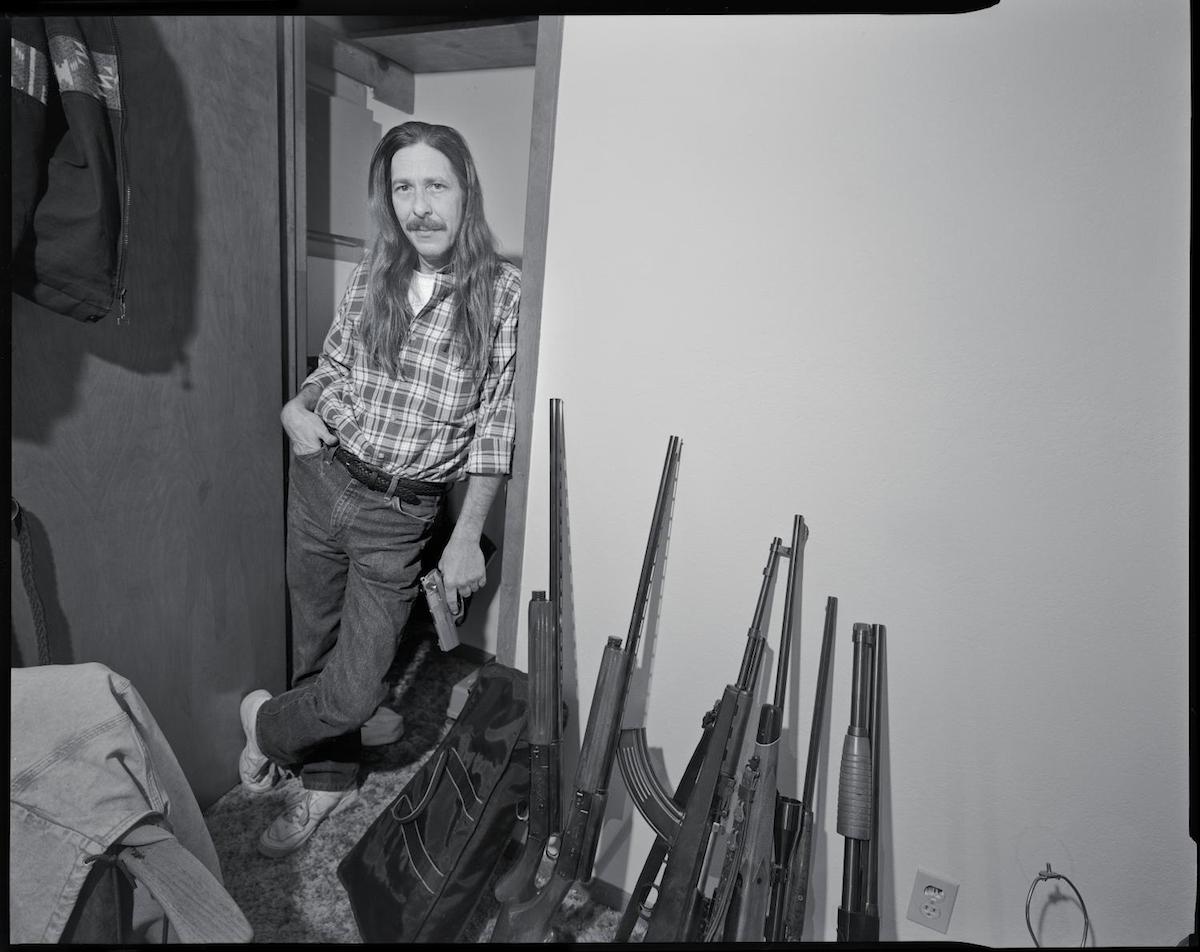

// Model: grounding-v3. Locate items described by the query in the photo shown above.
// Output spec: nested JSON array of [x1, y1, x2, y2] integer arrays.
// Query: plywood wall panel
[[10, 15, 287, 808]]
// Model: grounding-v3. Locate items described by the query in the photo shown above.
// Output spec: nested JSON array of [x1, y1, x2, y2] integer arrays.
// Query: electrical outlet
[[906, 868, 958, 935]]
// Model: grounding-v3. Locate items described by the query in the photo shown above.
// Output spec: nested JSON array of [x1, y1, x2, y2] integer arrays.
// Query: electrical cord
[[1025, 862, 1091, 947]]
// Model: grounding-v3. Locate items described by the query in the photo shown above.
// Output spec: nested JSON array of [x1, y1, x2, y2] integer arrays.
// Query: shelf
[[307, 229, 366, 263]]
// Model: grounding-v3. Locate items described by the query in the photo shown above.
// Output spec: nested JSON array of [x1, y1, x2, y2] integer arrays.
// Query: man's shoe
[[257, 786, 360, 859], [239, 690, 280, 794], [360, 705, 405, 746]]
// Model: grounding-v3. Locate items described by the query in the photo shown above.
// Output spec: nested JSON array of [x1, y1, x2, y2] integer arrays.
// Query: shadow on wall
[[11, 16, 197, 445], [9, 17, 196, 666], [10, 506, 73, 666]]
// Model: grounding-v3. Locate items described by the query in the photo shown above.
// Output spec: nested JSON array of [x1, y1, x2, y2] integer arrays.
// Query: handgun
[[420, 568, 465, 652], [419, 534, 498, 653]]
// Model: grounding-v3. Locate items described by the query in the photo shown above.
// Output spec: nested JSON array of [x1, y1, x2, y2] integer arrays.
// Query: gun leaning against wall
[[618, 536, 786, 943], [836, 622, 885, 942], [612, 703, 714, 941], [489, 434, 683, 943], [494, 398, 569, 905], [710, 514, 809, 942], [779, 593, 839, 941]]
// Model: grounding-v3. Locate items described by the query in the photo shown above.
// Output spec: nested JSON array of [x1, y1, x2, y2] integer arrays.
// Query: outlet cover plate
[[906, 868, 959, 934]]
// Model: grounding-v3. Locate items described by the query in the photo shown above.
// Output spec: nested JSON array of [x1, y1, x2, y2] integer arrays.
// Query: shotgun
[[836, 623, 880, 942], [494, 399, 568, 905], [863, 625, 886, 932], [489, 434, 683, 943], [633, 537, 785, 943], [718, 514, 809, 942], [780, 595, 839, 941]]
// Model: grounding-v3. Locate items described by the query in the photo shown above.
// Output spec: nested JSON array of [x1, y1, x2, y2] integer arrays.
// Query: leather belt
[[332, 447, 449, 503]]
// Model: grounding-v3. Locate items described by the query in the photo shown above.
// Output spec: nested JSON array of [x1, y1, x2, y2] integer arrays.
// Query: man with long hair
[[237, 121, 521, 857]]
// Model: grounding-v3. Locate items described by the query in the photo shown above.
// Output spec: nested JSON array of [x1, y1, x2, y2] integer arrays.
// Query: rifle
[[711, 514, 809, 942], [704, 755, 761, 940], [836, 622, 882, 942], [493, 398, 568, 905], [780, 595, 839, 941], [633, 537, 786, 943], [612, 714, 713, 941], [489, 434, 683, 943]]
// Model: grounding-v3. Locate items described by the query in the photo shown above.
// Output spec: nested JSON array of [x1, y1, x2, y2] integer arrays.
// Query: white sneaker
[[257, 786, 360, 858], [239, 690, 281, 794]]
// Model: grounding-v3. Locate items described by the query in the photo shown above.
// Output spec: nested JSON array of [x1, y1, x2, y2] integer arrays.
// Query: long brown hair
[[360, 122, 502, 381]]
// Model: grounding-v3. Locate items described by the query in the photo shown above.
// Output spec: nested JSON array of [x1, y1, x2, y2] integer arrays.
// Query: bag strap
[[12, 497, 51, 666]]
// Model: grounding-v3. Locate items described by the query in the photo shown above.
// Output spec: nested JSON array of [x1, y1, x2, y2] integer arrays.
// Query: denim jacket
[[9, 662, 251, 943]]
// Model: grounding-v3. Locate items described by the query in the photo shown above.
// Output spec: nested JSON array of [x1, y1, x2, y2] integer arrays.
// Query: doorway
[[279, 15, 562, 665]]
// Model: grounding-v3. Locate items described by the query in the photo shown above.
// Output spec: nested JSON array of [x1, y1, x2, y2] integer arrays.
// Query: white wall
[[517, 3, 1191, 946]]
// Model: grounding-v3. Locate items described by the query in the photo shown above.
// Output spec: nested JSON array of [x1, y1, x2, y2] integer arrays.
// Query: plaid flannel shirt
[[304, 256, 521, 482]]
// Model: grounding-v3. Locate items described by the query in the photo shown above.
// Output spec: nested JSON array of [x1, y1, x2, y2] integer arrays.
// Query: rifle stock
[[490, 435, 683, 943]]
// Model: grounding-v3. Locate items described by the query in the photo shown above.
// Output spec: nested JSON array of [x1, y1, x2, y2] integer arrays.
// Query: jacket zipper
[[109, 17, 131, 325]]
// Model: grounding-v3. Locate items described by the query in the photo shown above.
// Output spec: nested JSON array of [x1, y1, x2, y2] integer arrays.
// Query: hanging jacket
[[10, 15, 129, 322]]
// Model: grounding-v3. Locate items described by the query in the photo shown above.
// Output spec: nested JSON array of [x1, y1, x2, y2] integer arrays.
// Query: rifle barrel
[[772, 515, 808, 712], [624, 436, 682, 658], [550, 398, 562, 627], [801, 596, 838, 807], [865, 624, 885, 917], [737, 537, 784, 689]]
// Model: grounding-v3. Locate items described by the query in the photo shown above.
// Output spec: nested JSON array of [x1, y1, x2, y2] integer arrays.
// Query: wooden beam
[[305, 18, 414, 113], [496, 15, 565, 669]]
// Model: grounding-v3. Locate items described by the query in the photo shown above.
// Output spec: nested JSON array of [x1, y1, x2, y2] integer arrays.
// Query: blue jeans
[[256, 444, 442, 792]]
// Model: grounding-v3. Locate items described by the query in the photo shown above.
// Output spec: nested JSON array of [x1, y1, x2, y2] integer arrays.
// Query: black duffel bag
[[338, 662, 529, 942]]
